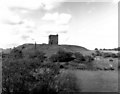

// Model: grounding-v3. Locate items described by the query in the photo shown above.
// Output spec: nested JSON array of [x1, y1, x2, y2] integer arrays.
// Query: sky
[[0, 0, 118, 50]]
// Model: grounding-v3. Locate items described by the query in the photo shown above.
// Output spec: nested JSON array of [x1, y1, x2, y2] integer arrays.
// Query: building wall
[[49, 35, 58, 45]]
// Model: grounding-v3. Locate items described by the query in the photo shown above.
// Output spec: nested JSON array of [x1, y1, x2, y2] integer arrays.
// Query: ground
[[61, 54, 118, 92], [74, 70, 118, 92], [93, 56, 118, 70], [2, 44, 119, 93], [61, 69, 118, 92]]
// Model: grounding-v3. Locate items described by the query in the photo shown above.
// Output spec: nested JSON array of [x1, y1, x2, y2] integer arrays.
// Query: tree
[[95, 50, 102, 56], [95, 48, 98, 50]]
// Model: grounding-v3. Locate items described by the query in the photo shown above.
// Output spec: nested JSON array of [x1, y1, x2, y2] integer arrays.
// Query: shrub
[[49, 54, 59, 62], [118, 52, 120, 59], [49, 49, 74, 62], [27, 50, 46, 62], [109, 59, 113, 62], [30, 62, 60, 94], [95, 48, 98, 50], [57, 49, 74, 62], [84, 55, 94, 62], [3, 49, 82, 94], [95, 50, 102, 56], [2, 58, 61, 94], [55, 72, 80, 93], [73, 52, 85, 63], [73, 52, 94, 63], [111, 53, 118, 58], [103, 53, 111, 58], [3, 56, 82, 94], [10, 48, 23, 59], [91, 53, 96, 57], [2, 59, 33, 94]]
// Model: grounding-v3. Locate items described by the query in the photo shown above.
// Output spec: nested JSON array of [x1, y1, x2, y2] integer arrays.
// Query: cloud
[[21, 35, 30, 40], [42, 12, 72, 24], [0, 7, 21, 24], [0, 0, 65, 10], [41, 12, 72, 35], [0, 0, 66, 24], [0, 0, 67, 48], [0, 0, 42, 10], [37, 24, 69, 34]]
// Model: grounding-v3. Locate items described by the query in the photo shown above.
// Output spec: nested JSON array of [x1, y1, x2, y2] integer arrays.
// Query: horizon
[[0, 0, 118, 50], [0, 42, 119, 50]]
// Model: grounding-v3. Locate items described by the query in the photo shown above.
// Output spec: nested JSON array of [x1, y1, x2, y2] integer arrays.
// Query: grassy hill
[[11, 43, 92, 57]]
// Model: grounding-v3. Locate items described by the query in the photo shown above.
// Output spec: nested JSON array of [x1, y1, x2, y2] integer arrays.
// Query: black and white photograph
[[0, 0, 119, 93]]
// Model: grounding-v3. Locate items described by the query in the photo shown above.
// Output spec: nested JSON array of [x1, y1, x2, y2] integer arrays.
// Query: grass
[[2, 45, 119, 93], [101, 50, 118, 54], [56, 70, 80, 93], [68, 56, 118, 92], [62, 55, 118, 92], [93, 57, 118, 70], [68, 70, 118, 92]]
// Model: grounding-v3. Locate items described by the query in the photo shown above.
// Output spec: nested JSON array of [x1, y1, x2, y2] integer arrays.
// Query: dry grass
[[93, 57, 118, 70], [56, 70, 81, 93], [69, 70, 118, 92]]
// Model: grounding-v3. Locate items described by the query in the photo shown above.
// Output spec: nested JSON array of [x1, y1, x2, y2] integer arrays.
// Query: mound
[[14, 43, 90, 57]]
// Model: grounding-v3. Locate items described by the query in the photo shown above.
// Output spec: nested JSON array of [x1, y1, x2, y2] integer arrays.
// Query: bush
[[111, 53, 118, 58], [2, 58, 61, 94], [95, 50, 102, 56], [55, 72, 80, 93], [91, 53, 96, 57], [49, 54, 59, 62], [10, 48, 23, 59], [2, 59, 33, 94], [27, 50, 46, 62], [95, 48, 98, 50], [3, 56, 82, 94], [30, 62, 61, 94], [109, 59, 113, 62], [103, 53, 111, 58], [84, 55, 94, 62], [102, 53, 118, 58], [118, 53, 120, 59], [73, 52, 94, 65], [73, 52, 85, 63], [49, 49, 74, 62]]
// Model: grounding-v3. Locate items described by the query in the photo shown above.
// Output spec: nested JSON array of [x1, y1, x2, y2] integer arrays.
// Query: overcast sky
[[0, 0, 118, 50]]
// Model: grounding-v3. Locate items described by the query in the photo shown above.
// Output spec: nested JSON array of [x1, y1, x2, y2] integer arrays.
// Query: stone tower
[[49, 34, 58, 45]]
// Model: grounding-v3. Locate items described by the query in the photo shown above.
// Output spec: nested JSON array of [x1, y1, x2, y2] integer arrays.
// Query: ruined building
[[49, 34, 58, 45]]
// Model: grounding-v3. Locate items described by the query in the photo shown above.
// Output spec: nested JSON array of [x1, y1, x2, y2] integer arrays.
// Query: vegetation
[[93, 49, 118, 58], [2, 48, 81, 94], [26, 50, 46, 62], [49, 49, 74, 62], [95, 48, 98, 50], [9, 48, 23, 59], [73, 52, 85, 63], [55, 71, 80, 93], [2, 44, 118, 93], [95, 47, 120, 51]]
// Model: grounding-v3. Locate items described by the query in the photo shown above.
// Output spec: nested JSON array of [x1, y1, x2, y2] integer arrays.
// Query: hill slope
[[16, 44, 91, 56], [2, 43, 93, 56]]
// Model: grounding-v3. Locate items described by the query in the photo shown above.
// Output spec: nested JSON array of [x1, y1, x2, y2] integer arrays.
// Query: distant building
[[49, 34, 58, 45]]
